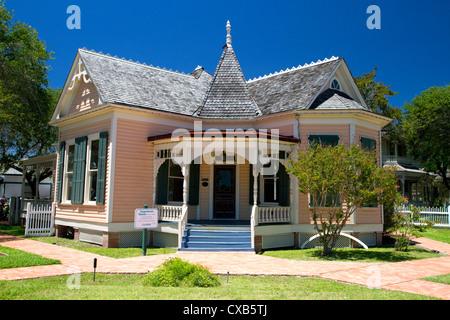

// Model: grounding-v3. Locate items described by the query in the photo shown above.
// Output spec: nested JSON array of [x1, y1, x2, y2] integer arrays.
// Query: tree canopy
[[404, 85, 450, 190], [354, 67, 405, 142], [286, 144, 398, 255], [0, 1, 58, 174]]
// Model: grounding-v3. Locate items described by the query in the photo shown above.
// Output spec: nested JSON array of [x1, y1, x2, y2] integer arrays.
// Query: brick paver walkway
[[1, 233, 449, 299]]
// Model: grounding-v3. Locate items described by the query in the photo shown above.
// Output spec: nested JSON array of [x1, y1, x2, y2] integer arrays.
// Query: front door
[[213, 166, 236, 219]]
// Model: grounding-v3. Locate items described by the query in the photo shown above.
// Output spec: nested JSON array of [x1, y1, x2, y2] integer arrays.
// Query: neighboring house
[[0, 166, 53, 200], [381, 138, 448, 207], [50, 22, 391, 250]]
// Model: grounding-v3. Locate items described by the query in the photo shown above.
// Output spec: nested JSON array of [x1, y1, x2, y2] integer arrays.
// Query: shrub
[[144, 257, 220, 287]]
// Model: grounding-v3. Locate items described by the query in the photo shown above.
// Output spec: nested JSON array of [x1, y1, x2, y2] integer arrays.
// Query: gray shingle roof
[[247, 58, 341, 115], [194, 46, 261, 119], [310, 88, 369, 111], [77, 49, 364, 120], [79, 49, 212, 116]]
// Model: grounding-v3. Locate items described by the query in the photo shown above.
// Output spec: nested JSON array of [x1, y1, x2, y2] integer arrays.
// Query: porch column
[[182, 163, 189, 207], [250, 163, 261, 251], [21, 165, 27, 211], [252, 163, 262, 205]]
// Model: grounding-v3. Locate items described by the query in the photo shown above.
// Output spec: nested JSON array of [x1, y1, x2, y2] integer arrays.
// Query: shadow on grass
[[0, 224, 25, 237], [261, 245, 442, 263]]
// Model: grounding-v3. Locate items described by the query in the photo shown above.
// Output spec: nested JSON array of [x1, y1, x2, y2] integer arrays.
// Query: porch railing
[[155, 205, 183, 221], [178, 205, 188, 249], [155, 205, 187, 248], [256, 206, 291, 224]]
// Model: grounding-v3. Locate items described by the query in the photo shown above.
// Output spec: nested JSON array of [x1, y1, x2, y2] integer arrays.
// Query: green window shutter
[[56, 141, 65, 203], [96, 131, 108, 205], [278, 164, 290, 206], [308, 135, 339, 147], [188, 163, 200, 205], [71, 136, 87, 204], [156, 160, 169, 205], [361, 137, 376, 151], [249, 164, 260, 205]]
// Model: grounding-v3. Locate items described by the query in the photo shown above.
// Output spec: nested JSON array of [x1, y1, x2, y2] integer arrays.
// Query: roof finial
[[226, 20, 232, 47]]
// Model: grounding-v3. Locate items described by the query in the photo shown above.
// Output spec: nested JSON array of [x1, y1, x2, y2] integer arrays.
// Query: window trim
[[259, 173, 280, 206], [360, 136, 377, 151], [62, 139, 75, 204], [330, 77, 341, 91], [84, 134, 100, 205], [167, 160, 184, 205], [308, 134, 340, 147]]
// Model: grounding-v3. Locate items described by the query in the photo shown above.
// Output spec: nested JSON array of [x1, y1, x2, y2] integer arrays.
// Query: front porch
[[149, 128, 299, 251]]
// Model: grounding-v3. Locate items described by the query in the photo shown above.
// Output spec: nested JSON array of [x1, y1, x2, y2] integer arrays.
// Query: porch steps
[[179, 226, 253, 252]]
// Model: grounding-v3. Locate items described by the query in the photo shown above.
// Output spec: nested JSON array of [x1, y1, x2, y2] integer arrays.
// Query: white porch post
[[251, 163, 261, 250], [182, 163, 189, 207], [178, 163, 189, 249]]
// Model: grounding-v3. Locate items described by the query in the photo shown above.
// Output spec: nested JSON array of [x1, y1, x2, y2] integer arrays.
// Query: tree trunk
[[24, 168, 53, 197]]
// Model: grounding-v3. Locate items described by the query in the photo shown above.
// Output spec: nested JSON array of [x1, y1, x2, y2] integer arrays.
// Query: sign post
[[134, 204, 158, 256]]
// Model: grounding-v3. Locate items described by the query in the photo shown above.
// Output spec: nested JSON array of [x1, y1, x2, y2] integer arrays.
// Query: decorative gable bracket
[[68, 60, 91, 91]]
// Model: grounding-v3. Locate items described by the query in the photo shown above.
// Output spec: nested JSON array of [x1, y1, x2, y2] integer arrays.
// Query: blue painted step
[[179, 226, 253, 252]]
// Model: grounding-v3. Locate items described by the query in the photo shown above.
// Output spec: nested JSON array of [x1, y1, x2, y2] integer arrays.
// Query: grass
[[418, 228, 450, 244], [34, 236, 177, 259], [0, 273, 438, 300], [0, 224, 176, 259], [261, 245, 442, 263], [0, 245, 60, 269], [0, 224, 26, 237], [421, 273, 450, 285]]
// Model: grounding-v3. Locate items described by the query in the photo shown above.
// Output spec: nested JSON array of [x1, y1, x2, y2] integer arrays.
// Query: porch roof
[[147, 130, 300, 143]]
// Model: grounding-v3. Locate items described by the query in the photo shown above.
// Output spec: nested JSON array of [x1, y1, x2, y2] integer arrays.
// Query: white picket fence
[[25, 202, 55, 237], [401, 205, 450, 228]]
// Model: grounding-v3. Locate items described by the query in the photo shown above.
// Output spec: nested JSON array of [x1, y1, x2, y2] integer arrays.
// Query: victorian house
[[50, 22, 391, 251]]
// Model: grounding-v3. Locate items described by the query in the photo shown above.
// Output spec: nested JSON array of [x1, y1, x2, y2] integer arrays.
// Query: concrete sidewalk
[[1, 233, 449, 299]]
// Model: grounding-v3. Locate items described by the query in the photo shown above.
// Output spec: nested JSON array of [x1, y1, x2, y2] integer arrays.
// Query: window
[[308, 134, 339, 147], [85, 139, 99, 203], [261, 162, 279, 204], [57, 131, 108, 205], [168, 160, 183, 203], [361, 137, 376, 151], [330, 78, 341, 91], [64, 144, 75, 202]]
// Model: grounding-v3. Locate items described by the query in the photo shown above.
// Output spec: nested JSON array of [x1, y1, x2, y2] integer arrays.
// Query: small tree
[[286, 144, 398, 256], [391, 196, 434, 252]]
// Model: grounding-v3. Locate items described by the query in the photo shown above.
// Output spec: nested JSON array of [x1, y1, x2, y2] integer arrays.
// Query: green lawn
[[34, 236, 177, 258], [0, 224, 176, 258], [421, 273, 450, 285], [261, 245, 442, 263], [418, 228, 450, 244], [0, 273, 438, 300], [0, 245, 60, 269]]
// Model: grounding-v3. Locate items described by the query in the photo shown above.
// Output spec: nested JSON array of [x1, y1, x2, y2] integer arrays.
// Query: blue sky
[[5, 0, 450, 109]]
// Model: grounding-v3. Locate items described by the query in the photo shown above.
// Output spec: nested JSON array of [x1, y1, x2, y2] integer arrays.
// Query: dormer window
[[330, 78, 341, 91]]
